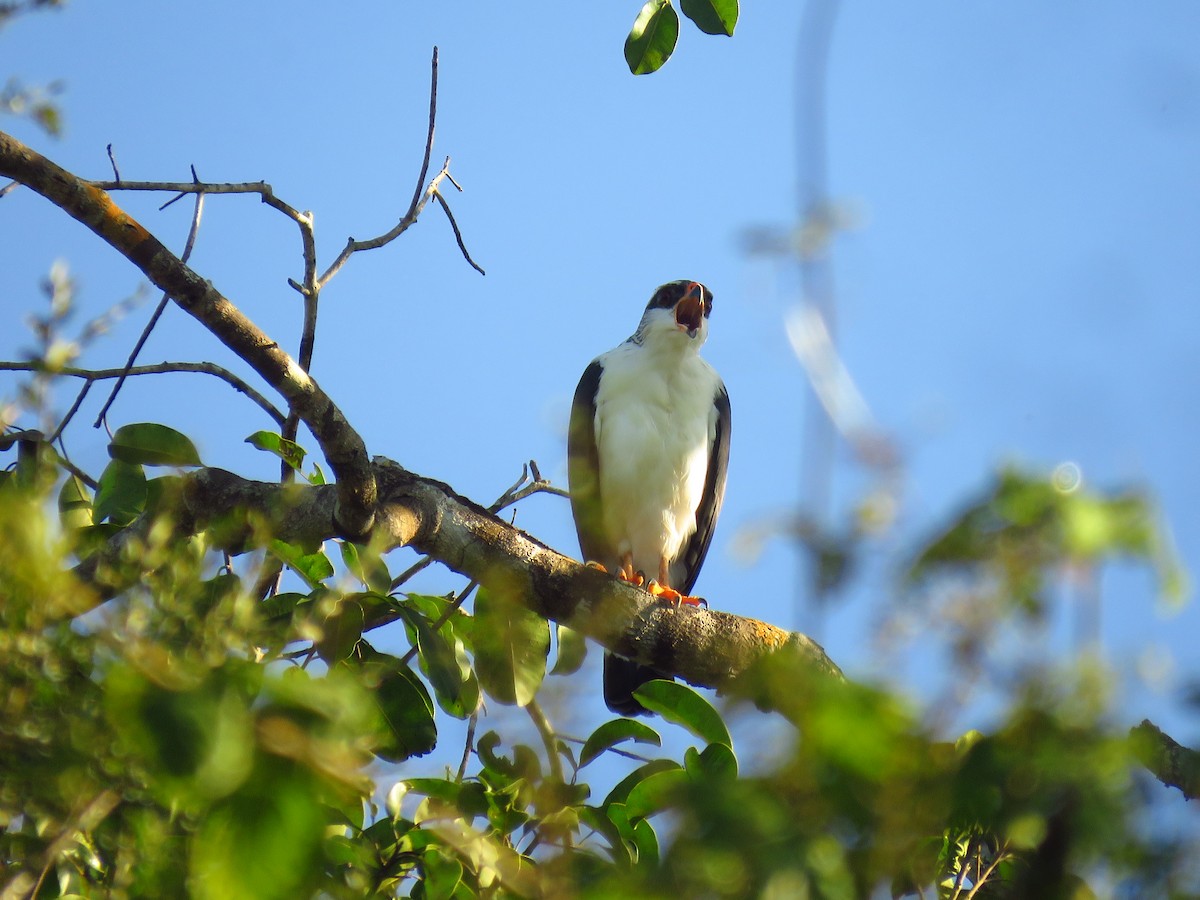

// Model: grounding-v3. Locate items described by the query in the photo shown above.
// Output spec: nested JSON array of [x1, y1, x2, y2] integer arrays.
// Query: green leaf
[[624, 767, 688, 820], [625, 0, 680, 75], [92, 459, 147, 525], [471, 587, 549, 707], [269, 539, 334, 589], [359, 654, 437, 762], [603, 758, 681, 807], [245, 430, 306, 473], [631, 680, 732, 748], [684, 741, 738, 781], [109, 423, 201, 467], [580, 717, 662, 767], [316, 597, 365, 663], [57, 473, 92, 530], [398, 605, 479, 719], [550, 624, 588, 675], [339, 540, 392, 594], [680, 0, 737, 35], [421, 847, 464, 900]]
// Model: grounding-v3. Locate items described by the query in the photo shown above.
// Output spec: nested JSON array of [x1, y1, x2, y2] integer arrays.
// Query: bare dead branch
[[0, 130, 376, 535], [315, 49, 483, 289], [94, 169, 206, 428], [434, 190, 486, 275], [0, 360, 287, 425]]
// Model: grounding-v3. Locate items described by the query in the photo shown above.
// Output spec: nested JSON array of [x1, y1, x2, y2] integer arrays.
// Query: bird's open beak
[[674, 282, 704, 337]]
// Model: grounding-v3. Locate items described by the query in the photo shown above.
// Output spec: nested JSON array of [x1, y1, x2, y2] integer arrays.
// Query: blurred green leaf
[[269, 539, 334, 589], [472, 587, 549, 707], [580, 717, 662, 767], [92, 458, 147, 525], [625, 0, 679, 74], [57, 472, 92, 530], [684, 742, 738, 782], [632, 680, 731, 748], [603, 759, 681, 808], [109, 422, 201, 467], [398, 603, 479, 719], [316, 597, 365, 663], [551, 623, 588, 675], [625, 767, 688, 821], [680, 0, 737, 36], [339, 540, 392, 594]]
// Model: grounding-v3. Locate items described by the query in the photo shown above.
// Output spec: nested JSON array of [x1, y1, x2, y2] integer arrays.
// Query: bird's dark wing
[[671, 379, 731, 595], [567, 359, 609, 566]]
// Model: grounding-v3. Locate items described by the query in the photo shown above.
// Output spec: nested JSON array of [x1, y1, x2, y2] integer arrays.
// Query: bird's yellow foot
[[647, 581, 706, 607]]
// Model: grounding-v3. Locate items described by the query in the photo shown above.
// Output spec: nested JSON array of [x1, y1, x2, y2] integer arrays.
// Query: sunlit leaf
[[632, 680, 732, 748], [625, 0, 679, 75], [109, 423, 201, 467], [684, 741, 738, 781], [245, 429, 306, 472], [269, 539, 334, 589]]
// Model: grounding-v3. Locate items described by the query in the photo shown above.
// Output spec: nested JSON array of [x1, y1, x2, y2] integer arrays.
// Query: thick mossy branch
[[72, 458, 842, 707]]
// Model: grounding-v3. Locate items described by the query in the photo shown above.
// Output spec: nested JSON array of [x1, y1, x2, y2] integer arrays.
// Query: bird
[[567, 280, 731, 716]]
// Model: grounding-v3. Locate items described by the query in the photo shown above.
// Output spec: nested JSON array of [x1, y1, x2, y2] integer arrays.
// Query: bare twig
[[433, 190, 486, 275], [315, 49, 483, 289], [0, 360, 286, 425], [456, 712, 478, 783], [93, 166, 206, 428], [105, 142, 120, 182]]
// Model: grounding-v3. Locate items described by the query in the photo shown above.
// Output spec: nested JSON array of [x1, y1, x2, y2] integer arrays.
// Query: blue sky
[[4, 2, 1199, 806]]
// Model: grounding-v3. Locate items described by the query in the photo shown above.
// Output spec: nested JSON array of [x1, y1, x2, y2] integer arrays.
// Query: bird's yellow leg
[[647, 557, 705, 607]]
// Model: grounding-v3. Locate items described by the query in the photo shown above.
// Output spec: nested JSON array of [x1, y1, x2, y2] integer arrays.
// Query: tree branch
[[69, 458, 842, 708], [0, 129, 376, 537], [0, 360, 286, 425], [1130, 719, 1200, 801]]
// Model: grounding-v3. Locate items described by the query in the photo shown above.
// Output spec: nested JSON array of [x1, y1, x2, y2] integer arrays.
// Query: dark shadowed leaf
[[580, 717, 662, 767], [472, 587, 549, 706], [625, 0, 679, 75], [92, 458, 147, 525], [109, 423, 201, 467], [359, 654, 437, 762], [681, 0, 737, 35], [632, 680, 732, 748]]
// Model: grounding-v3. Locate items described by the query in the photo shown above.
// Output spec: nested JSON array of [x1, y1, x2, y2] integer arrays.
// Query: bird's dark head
[[638, 280, 714, 346]]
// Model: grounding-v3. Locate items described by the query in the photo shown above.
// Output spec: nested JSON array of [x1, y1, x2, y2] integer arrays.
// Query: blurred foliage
[[0, 406, 1196, 897], [1, 1, 68, 136]]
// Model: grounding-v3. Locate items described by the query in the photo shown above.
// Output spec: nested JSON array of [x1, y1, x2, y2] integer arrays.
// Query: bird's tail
[[603, 652, 672, 716]]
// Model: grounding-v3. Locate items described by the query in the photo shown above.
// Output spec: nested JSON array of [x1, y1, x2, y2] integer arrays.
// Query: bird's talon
[[585, 561, 608, 573]]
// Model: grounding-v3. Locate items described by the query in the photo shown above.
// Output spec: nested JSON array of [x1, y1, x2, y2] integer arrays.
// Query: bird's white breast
[[593, 340, 720, 577]]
